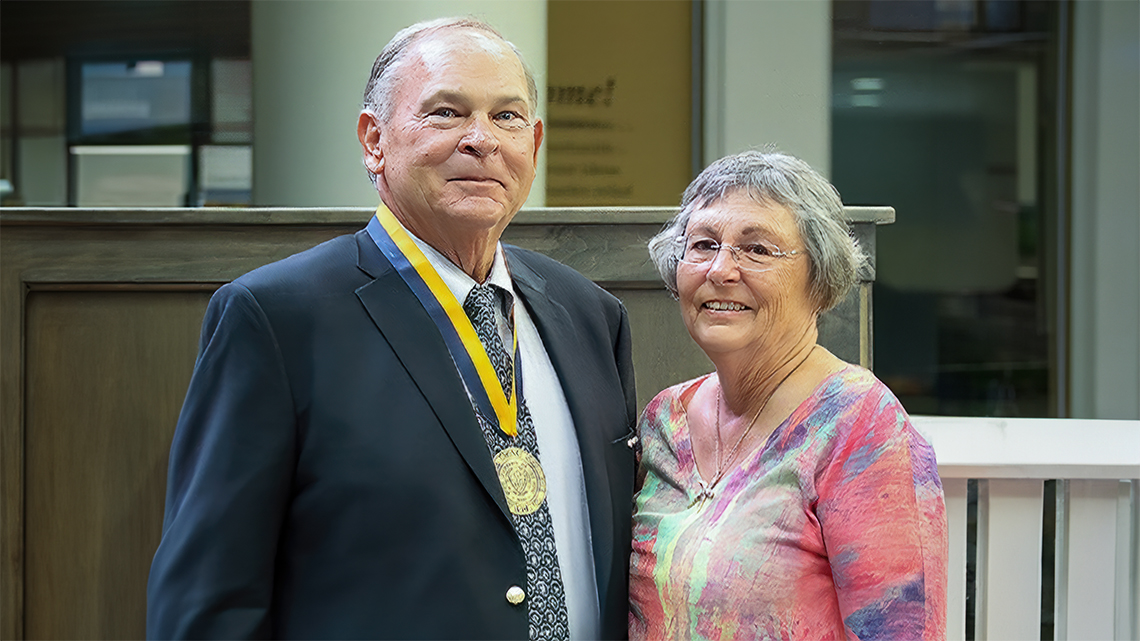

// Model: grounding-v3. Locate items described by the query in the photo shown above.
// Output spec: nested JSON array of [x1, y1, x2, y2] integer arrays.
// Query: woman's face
[[676, 190, 818, 360]]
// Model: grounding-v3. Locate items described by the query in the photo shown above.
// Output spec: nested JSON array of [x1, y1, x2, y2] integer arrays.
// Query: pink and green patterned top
[[629, 366, 947, 640]]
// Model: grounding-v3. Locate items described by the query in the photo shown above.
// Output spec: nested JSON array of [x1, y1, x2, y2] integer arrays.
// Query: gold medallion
[[493, 447, 547, 515]]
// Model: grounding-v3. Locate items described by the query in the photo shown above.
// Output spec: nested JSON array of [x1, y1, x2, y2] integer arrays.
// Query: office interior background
[[4, 0, 1136, 423], [1, 0, 1137, 638]]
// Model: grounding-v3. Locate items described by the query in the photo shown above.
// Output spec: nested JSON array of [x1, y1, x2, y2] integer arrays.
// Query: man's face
[[363, 30, 543, 244]]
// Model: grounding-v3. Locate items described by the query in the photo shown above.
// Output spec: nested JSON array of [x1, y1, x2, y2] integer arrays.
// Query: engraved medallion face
[[493, 447, 547, 515]]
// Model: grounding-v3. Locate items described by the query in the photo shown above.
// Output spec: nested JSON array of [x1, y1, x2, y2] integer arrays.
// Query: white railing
[[915, 417, 1140, 641]]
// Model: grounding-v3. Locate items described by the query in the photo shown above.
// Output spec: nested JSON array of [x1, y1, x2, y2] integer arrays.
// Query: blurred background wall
[[3, 0, 1135, 421], [1, 1, 1137, 638], [250, 1, 548, 207]]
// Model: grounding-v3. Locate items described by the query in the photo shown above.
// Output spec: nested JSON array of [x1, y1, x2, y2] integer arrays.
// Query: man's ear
[[531, 118, 544, 165], [358, 111, 384, 175]]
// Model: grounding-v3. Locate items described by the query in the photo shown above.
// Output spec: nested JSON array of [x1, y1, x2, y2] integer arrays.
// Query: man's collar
[[393, 215, 512, 303]]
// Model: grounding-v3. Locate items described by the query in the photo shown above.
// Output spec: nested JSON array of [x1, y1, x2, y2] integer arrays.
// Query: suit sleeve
[[147, 283, 296, 639], [614, 302, 638, 438]]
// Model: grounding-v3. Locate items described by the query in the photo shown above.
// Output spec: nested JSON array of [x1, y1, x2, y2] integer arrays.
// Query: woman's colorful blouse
[[629, 366, 947, 640]]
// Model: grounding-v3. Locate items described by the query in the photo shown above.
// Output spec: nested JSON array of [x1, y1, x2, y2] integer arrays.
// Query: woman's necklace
[[694, 346, 816, 505]]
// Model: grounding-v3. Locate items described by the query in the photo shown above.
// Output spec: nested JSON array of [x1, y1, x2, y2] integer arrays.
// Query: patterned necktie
[[463, 284, 513, 394], [463, 284, 570, 640]]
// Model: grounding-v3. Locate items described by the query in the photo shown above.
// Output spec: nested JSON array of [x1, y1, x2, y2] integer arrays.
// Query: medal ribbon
[[366, 204, 519, 437]]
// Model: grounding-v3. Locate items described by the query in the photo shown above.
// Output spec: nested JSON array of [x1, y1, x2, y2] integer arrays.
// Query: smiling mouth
[[449, 176, 503, 187], [703, 301, 750, 311]]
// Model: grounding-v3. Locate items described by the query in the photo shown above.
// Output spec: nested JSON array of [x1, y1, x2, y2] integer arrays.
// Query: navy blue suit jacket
[[146, 229, 637, 639]]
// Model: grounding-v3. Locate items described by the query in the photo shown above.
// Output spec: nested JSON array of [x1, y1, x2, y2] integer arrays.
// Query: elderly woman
[[629, 151, 946, 640]]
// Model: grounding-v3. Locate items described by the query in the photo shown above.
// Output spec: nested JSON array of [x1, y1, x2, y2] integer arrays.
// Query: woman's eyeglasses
[[676, 236, 800, 272]]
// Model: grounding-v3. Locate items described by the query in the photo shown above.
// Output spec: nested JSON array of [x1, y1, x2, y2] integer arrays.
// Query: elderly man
[[147, 18, 636, 640]]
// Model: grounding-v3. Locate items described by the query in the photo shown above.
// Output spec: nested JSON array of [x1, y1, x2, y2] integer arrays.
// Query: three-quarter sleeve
[[814, 387, 948, 640]]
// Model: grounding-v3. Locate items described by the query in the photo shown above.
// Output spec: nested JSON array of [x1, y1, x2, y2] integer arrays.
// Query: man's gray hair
[[647, 150, 867, 312], [361, 16, 539, 122]]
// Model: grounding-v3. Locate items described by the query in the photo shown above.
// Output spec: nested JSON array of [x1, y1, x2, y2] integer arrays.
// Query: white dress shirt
[[400, 224, 601, 641]]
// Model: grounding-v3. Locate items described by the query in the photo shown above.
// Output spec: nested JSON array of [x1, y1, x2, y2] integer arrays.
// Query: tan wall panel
[[24, 290, 210, 640], [546, 0, 692, 206], [608, 287, 711, 409]]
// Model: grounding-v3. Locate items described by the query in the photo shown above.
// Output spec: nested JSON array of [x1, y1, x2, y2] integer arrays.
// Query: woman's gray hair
[[648, 150, 867, 312]]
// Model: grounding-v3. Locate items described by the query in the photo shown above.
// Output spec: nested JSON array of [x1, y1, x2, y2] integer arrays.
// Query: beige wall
[[251, 0, 547, 207], [703, 0, 831, 175], [545, 0, 693, 206], [250, 0, 835, 205], [248, 0, 1140, 419]]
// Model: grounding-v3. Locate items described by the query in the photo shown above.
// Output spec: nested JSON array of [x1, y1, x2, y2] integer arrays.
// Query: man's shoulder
[[504, 244, 617, 304], [503, 243, 577, 277]]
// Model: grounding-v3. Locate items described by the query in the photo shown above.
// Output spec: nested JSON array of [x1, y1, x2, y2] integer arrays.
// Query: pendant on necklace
[[691, 480, 716, 507]]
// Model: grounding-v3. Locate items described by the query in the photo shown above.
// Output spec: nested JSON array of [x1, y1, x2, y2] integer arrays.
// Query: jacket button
[[506, 585, 525, 605]]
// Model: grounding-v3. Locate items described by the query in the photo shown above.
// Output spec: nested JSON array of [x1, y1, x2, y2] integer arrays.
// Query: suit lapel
[[353, 231, 512, 522], [507, 249, 616, 598]]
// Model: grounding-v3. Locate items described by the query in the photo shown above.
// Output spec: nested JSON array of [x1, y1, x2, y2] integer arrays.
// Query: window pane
[[80, 60, 192, 139], [832, 1, 1058, 420]]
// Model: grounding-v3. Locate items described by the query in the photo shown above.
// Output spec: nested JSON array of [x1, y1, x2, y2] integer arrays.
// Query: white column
[[976, 479, 1044, 640], [1056, 479, 1124, 640], [1070, 0, 1140, 420], [943, 477, 969, 641], [251, 0, 546, 207], [703, 0, 831, 175]]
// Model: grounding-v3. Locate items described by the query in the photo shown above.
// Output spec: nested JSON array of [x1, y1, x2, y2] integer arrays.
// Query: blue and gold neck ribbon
[[366, 204, 519, 437]]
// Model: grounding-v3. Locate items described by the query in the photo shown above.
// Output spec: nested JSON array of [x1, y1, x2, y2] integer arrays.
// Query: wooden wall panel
[[1, 208, 361, 640], [0, 206, 889, 639], [608, 287, 712, 404], [24, 289, 210, 639]]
